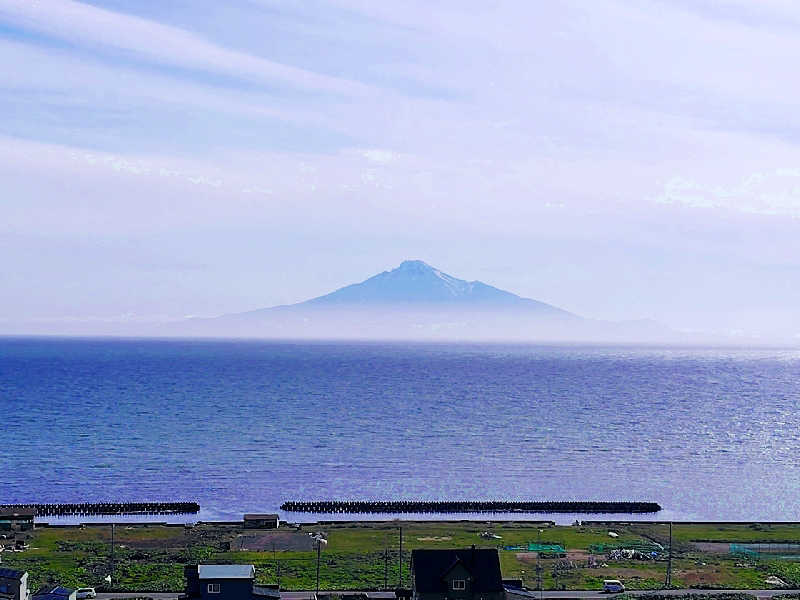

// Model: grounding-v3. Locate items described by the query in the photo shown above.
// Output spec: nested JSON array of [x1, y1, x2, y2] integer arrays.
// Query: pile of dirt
[[233, 530, 316, 551]]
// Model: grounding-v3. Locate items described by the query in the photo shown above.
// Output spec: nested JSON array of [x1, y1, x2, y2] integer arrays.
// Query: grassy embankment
[[3, 521, 800, 592]]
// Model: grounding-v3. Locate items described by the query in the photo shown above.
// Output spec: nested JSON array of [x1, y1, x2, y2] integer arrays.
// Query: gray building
[[183, 565, 279, 600], [243, 515, 279, 530], [0, 509, 35, 532], [0, 568, 29, 600], [410, 548, 505, 600]]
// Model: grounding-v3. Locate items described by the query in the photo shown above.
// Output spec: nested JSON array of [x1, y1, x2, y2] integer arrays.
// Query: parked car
[[76, 588, 97, 599], [602, 580, 625, 593]]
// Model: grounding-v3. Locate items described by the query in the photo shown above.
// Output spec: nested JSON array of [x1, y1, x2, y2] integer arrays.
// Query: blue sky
[[2, 0, 800, 338]]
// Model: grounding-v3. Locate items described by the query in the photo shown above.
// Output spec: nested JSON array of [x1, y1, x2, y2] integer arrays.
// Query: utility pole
[[316, 539, 322, 598], [398, 525, 403, 588], [536, 529, 543, 598], [665, 522, 673, 589], [272, 542, 280, 590], [313, 533, 327, 599], [110, 523, 115, 590], [384, 538, 389, 590]]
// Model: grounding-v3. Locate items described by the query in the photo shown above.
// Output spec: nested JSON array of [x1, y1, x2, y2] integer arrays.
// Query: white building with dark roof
[[0, 569, 29, 600], [184, 565, 279, 600]]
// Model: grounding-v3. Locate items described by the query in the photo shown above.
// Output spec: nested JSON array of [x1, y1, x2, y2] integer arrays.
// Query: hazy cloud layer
[[2, 0, 800, 339]]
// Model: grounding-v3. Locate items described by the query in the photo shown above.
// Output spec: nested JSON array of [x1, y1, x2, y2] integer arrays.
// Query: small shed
[[0, 509, 35, 532], [243, 514, 279, 529], [0, 568, 29, 600]]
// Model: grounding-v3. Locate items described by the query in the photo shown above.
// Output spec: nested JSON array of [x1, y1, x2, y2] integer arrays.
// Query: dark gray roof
[[411, 549, 503, 594], [0, 568, 26, 579], [244, 514, 279, 520]]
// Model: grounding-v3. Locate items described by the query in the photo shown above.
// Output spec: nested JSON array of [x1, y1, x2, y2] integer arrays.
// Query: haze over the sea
[[2, 1, 800, 342]]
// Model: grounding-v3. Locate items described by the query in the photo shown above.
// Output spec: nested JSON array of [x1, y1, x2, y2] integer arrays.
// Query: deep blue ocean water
[[2, 337, 800, 523]]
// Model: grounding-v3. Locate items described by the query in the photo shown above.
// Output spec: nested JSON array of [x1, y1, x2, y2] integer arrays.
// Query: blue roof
[[198, 565, 255, 580], [50, 587, 73, 596], [33, 594, 72, 600], [34, 586, 73, 597], [32, 590, 75, 600], [0, 568, 26, 579]]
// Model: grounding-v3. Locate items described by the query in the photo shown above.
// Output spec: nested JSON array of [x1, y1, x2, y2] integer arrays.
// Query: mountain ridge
[[240, 259, 575, 317], [186, 259, 680, 342]]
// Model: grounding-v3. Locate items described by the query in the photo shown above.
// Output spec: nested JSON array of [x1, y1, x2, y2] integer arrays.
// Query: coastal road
[[97, 595, 180, 600], [98, 591, 800, 600], [503, 591, 800, 600]]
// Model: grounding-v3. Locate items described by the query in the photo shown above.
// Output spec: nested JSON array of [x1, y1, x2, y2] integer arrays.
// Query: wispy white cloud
[[0, 0, 372, 96], [655, 170, 800, 217], [4, 0, 800, 333]]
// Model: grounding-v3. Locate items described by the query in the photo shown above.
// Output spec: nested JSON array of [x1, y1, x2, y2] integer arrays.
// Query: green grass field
[[3, 521, 800, 593]]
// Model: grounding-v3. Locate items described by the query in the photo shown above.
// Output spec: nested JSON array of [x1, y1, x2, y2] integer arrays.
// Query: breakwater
[[280, 500, 662, 514], [0, 502, 200, 516]]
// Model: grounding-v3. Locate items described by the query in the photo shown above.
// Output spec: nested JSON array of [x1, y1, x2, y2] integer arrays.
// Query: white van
[[602, 580, 625, 593]]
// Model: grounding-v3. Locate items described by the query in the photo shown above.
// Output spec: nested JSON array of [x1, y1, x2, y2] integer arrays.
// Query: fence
[[731, 543, 800, 561]]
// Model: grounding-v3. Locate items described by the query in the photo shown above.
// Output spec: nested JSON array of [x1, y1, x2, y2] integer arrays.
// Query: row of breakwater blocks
[[1, 499, 662, 518], [0, 502, 200, 516], [280, 500, 662, 513]]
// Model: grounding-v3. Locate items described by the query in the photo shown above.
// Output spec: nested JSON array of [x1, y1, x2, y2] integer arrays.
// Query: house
[[0, 509, 35, 532], [0, 568, 29, 600], [410, 548, 504, 600], [243, 515, 279, 529], [30, 587, 75, 600], [183, 565, 280, 600]]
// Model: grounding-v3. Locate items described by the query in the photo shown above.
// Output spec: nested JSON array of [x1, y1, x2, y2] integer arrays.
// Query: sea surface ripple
[[2, 337, 799, 522]]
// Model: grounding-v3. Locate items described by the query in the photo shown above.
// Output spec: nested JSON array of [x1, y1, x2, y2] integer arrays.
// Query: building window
[[207, 584, 221, 594], [452, 580, 466, 590]]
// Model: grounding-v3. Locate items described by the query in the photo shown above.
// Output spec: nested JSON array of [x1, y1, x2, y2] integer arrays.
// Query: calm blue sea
[[2, 337, 800, 523]]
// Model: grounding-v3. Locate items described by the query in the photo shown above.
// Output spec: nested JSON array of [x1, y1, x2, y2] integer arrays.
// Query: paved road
[[98, 590, 800, 600], [506, 590, 800, 600], [97, 595, 180, 600], [280, 591, 800, 600], [643, 591, 798, 598]]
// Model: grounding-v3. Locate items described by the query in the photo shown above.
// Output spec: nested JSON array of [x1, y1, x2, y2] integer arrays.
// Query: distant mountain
[[181, 260, 679, 342], [244, 259, 573, 315]]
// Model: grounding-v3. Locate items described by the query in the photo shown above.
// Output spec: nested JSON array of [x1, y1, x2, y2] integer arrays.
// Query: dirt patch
[[113, 527, 192, 549], [515, 553, 564, 564], [676, 569, 723, 586], [233, 530, 315, 552], [121, 535, 188, 549], [515, 552, 538, 562], [417, 537, 452, 542], [592, 567, 666, 581]]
